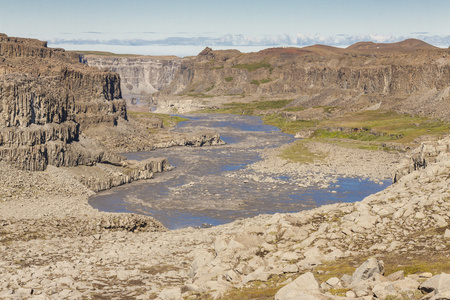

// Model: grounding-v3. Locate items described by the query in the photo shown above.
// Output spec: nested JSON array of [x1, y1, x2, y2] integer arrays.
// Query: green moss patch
[[219, 274, 289, 300], [280, 140, 327, 164], [251, 78, 272, 85], [319, 110, 449, 144], [128, 111, 188, 128]]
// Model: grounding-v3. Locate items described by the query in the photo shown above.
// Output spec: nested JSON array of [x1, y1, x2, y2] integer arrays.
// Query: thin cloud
[[49, 33, 450, 48]]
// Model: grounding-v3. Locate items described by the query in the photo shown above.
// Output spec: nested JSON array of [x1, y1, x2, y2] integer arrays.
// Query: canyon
[[0, 34, 221, 192], [0, 34, 449, 299], [82, 40, 450, 120]]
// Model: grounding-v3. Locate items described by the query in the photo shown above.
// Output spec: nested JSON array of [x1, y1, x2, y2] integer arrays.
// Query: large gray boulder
[[350, 258, 385, 286], [274, 272, 321, 300], [420, 273, 450, 294], [431, 290, 450, 300]]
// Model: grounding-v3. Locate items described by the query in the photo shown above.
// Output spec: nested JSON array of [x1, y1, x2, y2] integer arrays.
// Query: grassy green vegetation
[[263, 108, 448, 144], [318, 139, 391, 151], [262, 114, 318, 135], [260, 78, 273, 84], [187, 93, 214, 98], [225, 76, 234, 82], [317, 106, 336, 114], [328, 288, 351, 297], [314, 247, 450, 285], [282, 106, 306, 112], [232, 62, 272, 72], [318, 110, 449, 144], [313, 128, 398, 142], [251, 78, 273, 85], [128, 111, 188, 128], [205, 85, 215, 92], [280, 140, 327, 163], [211, 66, 224, 70], [196, 99, 449, 148], [314, 258, 364, 283], [218, 274, 289, 300]]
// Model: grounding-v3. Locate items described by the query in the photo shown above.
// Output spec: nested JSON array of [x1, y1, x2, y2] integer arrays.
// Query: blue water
[[89, 114, 390, 230]]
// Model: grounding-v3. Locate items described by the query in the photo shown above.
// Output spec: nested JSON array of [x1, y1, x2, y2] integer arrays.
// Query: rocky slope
[[80, 54, 183, 96], [158, 40, 450, 119], [0, 136, 449, 299]]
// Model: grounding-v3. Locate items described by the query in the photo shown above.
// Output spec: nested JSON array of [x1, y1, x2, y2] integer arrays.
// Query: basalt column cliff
[[0, 34, 126, 171]]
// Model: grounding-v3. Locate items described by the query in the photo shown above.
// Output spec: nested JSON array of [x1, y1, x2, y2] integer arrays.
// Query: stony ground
[[0, 138, 449, 299], [246, 141, 401, 188]]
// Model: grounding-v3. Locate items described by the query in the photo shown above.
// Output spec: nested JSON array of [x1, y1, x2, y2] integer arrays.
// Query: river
[[89, 114, 389, 229]]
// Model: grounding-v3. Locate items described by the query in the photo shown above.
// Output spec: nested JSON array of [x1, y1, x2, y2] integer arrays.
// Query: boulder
[[431, 290, 450, 300], [420, 273, 450, 294], [274, 272, 320, 300], [242, 267, 271, 284], [444, 229, 450, 239], [350, 258, 384, 286], [372, 282, 397, 299], [391, 277, 420, 292], [386, 270, 404, 281], [158, 287, 182, 300]]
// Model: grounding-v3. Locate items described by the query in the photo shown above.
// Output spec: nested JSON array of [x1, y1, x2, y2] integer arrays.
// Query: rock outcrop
[[66, 157, 172, 192], [153, 131, 225, 148], [0, 34, 126, 171], [393, 136, 450, 182]]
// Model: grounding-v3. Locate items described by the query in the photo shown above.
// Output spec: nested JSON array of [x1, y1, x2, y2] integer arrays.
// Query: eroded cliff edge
[[0, 33, 126, 171], [157, 40, 450, 119]]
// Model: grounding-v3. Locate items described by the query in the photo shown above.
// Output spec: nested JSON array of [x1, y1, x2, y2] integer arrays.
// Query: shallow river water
[[89, 114, 389, 229]]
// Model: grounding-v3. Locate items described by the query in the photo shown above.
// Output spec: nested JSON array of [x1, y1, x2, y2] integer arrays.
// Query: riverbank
[[1, 137, 449, 299], [244, 140, 401, 189]]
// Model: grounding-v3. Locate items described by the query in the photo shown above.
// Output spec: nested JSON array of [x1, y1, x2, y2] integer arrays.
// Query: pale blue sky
[[1, 0, 449, 56]]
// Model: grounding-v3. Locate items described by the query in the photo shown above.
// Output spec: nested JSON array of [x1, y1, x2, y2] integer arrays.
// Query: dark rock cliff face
[[160, 42, 450, 119], [0, 34, 126, 171]]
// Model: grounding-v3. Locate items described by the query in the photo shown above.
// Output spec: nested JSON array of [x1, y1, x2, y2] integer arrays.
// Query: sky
[[1, 0, 449, 57]]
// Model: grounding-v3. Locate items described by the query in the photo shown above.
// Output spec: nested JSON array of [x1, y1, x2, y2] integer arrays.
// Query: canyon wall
[[0, 34, 126, 170], [159, 41, 450, 119], [80, 54, 183, 96]]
